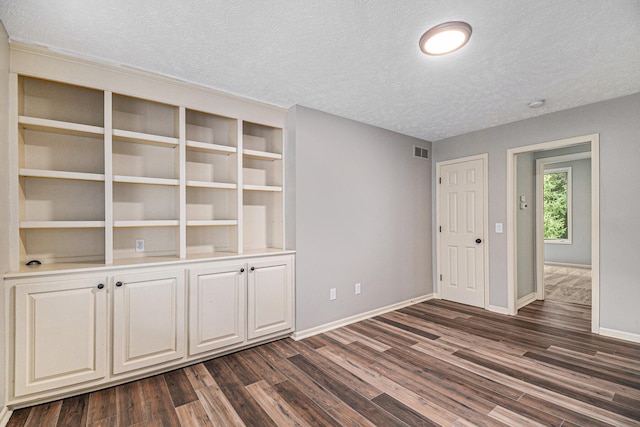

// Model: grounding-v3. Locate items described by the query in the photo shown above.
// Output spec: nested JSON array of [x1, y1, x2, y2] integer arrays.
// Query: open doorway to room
[[507, 134, 600, 333], [536, 152, 592, 306]]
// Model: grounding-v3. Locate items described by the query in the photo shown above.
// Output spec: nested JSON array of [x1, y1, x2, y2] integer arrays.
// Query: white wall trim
[[435, 153, 489, 309], [291, 294, 434, 340], [0, 406, 12, 427], [517, 292, 538, 310], [507, 133, 599, 335], [599, 327, 640, 344], [487, 305, 510, 315]]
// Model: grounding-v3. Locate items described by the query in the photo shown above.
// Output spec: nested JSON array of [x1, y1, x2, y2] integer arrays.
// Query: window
[[543, 167, 572, 244]]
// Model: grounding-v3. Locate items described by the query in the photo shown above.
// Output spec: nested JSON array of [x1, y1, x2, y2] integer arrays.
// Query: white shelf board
[[243, 184, 283, 192], [19, 168, 105, 182], [19, 116, 104, 137], [113, 220, 179, 228], [242, 149, 282, 161], [186, 140, 236, 155], [113, 175, 179, 186], [186, 219, 238, 227], [113, 128, 179, 147], [186, 180, 237, 190], [20, 221, 105, 229]]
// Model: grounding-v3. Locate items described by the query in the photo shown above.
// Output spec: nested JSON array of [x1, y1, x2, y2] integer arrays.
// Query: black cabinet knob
[[115, 281, 123, 287], [250, 266, 255, 272], [97, 283, 104, 289], [475, 238, 482, 244], [240, 268, 245, 273]]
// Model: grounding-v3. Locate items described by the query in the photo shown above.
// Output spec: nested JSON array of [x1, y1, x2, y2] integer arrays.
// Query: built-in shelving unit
[[11, 75, 286, 270]]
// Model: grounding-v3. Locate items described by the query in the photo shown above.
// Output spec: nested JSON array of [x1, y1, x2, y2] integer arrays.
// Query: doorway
[[507, 134, 600, 333], [436, 154, 489, 308]]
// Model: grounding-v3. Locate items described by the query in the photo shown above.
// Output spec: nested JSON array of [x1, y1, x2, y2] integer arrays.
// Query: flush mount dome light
[[419, 21, 472, 56]]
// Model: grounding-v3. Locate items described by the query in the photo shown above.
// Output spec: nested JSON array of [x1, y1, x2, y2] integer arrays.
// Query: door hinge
[[439, 226, 442, 232], [439, 274, 442, 281], [439, 177, 442, 184]]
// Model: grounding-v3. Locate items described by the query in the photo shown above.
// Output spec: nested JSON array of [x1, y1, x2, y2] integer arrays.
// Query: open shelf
[[19, 116, 104, 137], [243, 185, 283, 192], [187, 180, 236, 190], [19, 169, 105, 182], [187, 140, 236, 155], [20, 221, 106, 229], [113, 220, 179, 228], [186, 220, 238, 227], [113, 175, 179, 186], [242, 149, 282, 161], [113, 129, 179, 147]]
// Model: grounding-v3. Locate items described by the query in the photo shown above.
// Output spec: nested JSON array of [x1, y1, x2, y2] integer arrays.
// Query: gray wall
[[0, 21, 9, 413], [516, 152, 536, 299], [543, 158, 591, 265], [433, 92, 640, 336], [290, 105, 432, 331]]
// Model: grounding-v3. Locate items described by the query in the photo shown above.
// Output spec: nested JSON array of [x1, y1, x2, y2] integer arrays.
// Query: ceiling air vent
[[413, 145, 429, 160]]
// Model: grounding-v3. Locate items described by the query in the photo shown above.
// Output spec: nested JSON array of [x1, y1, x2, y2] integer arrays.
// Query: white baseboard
[[544, 262, 591, 269], [292, 294, 434, 341], [599, 327, 640, 344], [517, 292, 538, 310], [487, 305, 510, 315], [0, 406, 12, 427]]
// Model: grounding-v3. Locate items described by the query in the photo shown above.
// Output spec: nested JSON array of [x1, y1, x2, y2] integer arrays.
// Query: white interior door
[[438, 156, 487, 307]]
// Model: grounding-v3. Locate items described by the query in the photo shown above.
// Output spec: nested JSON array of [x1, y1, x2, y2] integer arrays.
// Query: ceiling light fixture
[[419, 21, 472, 56], [528, 99, 545, 108]]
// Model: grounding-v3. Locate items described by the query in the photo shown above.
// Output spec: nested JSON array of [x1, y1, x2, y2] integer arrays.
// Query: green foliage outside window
[[544, 171, 568, 240]]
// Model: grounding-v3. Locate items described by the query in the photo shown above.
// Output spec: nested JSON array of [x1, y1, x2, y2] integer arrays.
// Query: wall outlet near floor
[[135, 239, 145, 252], [355, 282, 361, 295], [330, 288, 337, 301]]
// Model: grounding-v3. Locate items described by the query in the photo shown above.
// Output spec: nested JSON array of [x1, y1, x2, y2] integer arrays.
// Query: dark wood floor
[[8, 299, 640, 426]]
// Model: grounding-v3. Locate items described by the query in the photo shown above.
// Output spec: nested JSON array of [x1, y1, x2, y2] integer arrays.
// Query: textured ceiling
[[1, 0, 639, 141]]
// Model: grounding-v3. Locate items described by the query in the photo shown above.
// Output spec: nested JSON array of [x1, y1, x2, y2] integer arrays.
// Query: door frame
[[535, 151, 591, 300], [435, 153, 489, 308], [506, 134, 600, 333]]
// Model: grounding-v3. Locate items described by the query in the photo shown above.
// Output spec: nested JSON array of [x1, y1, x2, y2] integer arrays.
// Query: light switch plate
[[495, 223, 503, 233]]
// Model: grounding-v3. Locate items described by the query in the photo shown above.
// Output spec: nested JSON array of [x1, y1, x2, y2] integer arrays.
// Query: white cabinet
[[112, 269, 186, 374], [247, 256, 294, 340], [13, 276, 108, 397], [188, 262, 245, 355]]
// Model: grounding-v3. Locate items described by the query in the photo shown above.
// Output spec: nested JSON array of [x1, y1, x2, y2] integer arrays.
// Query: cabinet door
[[188, 262, 245, 356], [112, 269, 185, 374], [247, 256, 294, 340], [14, 276, 108, 397]]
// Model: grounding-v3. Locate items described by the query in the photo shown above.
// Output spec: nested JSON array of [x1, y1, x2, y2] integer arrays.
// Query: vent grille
[[413, 145, 429, 160]]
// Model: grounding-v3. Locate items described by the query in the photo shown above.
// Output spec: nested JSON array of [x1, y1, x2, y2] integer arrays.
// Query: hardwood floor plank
[[86, 386, 117, 424], [287, 354, 412, 426], [253, 343, 345, 411], [196, 382, 245, 427], [371, 393, 440, 427], [245, 380, 311, 426], [163, 368, 199, 408], [6, 408, 30, 427], [86, 415, 118, 427], [24, 401, 61, 427], [287, 339, 383, 400], [174, 401, 214, 427], [203, 357, 277, 426], [56, 394, 88, 427], [271, 380, 343, 427], [222, 352, 264, 386], [183, 363, 217, 391], [236, 347, 286, 385], [140, 374, 182, 427], [116, 379, 151, 426]]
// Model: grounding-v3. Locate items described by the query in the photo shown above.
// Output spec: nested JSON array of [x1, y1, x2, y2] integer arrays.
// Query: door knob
[[475, 238, 482, 244]]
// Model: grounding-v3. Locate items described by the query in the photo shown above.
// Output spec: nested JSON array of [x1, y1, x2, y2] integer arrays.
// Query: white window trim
[[543, 166, 572, 244]]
